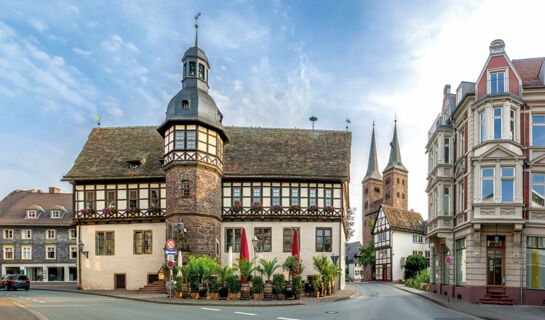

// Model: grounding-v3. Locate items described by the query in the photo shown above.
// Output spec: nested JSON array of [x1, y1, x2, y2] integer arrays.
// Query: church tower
[[157, 16, 228, 259], [382, 120, 408, 210]]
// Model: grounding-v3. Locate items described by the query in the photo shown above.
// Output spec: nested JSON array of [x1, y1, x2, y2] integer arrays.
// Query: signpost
[[445, 256, 452, 265], [166, 239, 175, 250]]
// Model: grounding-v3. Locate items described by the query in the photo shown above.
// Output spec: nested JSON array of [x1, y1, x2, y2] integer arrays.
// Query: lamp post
[[251, 235, 258, 258]]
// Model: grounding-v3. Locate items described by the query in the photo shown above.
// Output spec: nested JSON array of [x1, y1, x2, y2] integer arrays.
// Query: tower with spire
[[157, 14, 228, 259], [382, 119, 408, 210]]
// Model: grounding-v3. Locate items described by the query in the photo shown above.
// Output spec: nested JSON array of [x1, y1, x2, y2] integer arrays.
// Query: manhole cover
[[325, 311, 338, 314]]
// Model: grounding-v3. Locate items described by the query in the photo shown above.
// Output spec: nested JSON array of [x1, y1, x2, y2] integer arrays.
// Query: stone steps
[[478, 288, 514, 305], [138, 280, 165, 293]]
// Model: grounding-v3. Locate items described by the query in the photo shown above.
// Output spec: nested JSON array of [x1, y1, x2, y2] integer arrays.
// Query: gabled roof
[[380, 204, 424, 234], [345, 241, 362, 264], [0, 190, 73, 226], [512, 58, 545, 88], [63, 126, 352, 182]]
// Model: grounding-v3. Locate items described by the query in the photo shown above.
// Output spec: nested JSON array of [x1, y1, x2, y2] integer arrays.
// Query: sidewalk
[[32, 283, 359, 307], [390, 283, 545, 320]]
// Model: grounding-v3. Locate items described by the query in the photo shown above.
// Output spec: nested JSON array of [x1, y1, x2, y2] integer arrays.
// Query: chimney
[[31, 189, 36, 193], [49, 187, 61, 194], [37, 189, 43, 193]]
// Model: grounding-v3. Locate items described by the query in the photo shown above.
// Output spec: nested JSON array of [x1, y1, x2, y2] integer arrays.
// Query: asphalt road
[[0, 282, 474, 320]]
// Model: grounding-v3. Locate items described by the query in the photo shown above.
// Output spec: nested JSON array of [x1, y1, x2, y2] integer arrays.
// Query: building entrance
[[486, 236, 505, 286]]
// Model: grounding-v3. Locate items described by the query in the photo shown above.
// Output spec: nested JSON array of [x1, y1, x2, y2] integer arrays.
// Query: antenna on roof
[[345, 118, 351, 131], [309, 116, 318, 130]]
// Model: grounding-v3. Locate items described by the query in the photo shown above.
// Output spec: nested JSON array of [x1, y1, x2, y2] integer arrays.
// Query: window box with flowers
[[79, 208, 96, 216], [251, 203, 262, 212], [308, 205, 319, 212], [270, 205, 283, 213], [147, 207, 162, 215], [101, 208, 117, 216], [125, 207, 140, 215], [289, 205, 301, 212], [324, 206, 335, 213], [230, 202, 242, 213]]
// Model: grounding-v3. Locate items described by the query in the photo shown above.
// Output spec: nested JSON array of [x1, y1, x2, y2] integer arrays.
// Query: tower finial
[[194, 12, 201, 47]]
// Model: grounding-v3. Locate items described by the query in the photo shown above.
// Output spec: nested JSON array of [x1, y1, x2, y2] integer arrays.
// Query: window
[[526, 236, 545, 290], [510, 110, 515, 141], [134, 230, 153, 255], [283, 227, 300, 252], [22, 229, 32, 239], [501, 167, 514, 202], [413, 235, 423, 243], [480, 112, 486, 143], [198, 63, 205, 79], [96, 231, 115, 255], [107, 190, 116, 209], [432, 253, 439, 284], [183, 63, 187, 77], [26, 210, 37, 219], [254, 228, 271, 252], [46, 229, 56, 240], [3, 229, 13, 239], [181, 180, 190, 198], [531, 174, 545, 207], [458, 129, 465, 157], [455, 238, 466, 286], [174, 130, 197, 150], [290, 188, 299, 206], [70, 229, 77, 240], [225, 228, 241, 252], [493, 108, 502, 139], [457, 182, 465, 213], [3, 245, 14, 260], [316, 228, 332, 252], [490, 71, 505, 94], [70, 245, 77, 259], [271, 187, 281, 206], [85, 191, 95, 210], [51, 210, 61, 219], [150, 189, 160, 208], [444, 138, 450, 164], [252, 187, 261, 206], [532, 115, 545, 146], [481, 168, 494, 202], [442, 250, 450, 285], [182, 100, 189, 109], [413, 251, 423, 256], [46, 245, 56, 260], [309, 188, 317, 207], [129, 190, 138, 208], [325, 189, 333, 207], [232, 187, 241, 205], [187, 131, 196, 149], [175, 131, 185, 149], [22, 245, 32, 260], [189, 61, 196, 76], [443, 187, 450, 215]]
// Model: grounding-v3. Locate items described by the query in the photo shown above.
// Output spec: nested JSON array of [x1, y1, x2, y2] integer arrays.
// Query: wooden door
[[486, 248, 504, 286]]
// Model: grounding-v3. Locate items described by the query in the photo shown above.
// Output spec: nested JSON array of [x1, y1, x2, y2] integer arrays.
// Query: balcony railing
[[428, 113, 452, 141], [75, 208, 166, 222], [222, 207, 342, 220]]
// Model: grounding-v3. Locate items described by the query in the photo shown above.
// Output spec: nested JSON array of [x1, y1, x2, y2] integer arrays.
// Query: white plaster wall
[[80, 222, 165, 290], [391, 231, 429, 281]]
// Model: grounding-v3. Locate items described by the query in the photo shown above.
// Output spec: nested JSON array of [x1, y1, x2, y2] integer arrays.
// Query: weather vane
[[194, 12, 201, 47], [345, 118, 351, 131]]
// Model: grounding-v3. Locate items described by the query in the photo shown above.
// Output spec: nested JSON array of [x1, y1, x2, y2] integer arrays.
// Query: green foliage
[[214, 265, 234, 283], [406, 269, 430, 291], [186, 255, 219, 284], [226, 274, 241, 293], [416, 268, 430, 284], [208, 276, 219, 293], [272, 273, 285, 294], [292, 275, 303, 294], [311, 274, 321, 292], [282, 256, 299, 281], [358, 240, 376, 269], [312, 254, 329, 275], [175, 276, 183, 293], [312, 254, 340, 285], [404, 254, 429, 280], [189, 273, 199, 292], [257, 258, 281, 281], [251, 276, 264, 294], [236, 258, 257, 283]]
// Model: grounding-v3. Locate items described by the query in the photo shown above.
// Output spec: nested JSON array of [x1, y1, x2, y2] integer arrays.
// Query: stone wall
[[382, 168, 408, 210]]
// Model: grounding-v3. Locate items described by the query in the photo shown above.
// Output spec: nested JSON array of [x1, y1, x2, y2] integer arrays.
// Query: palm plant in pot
[[273, 273, 286, 300], [208, 276, 219, 300], [215, 265, 233, 299], [236, 258, 257, 300], [292, 275, 303, 300], [226, 274, 240, 300], [251, 276, 264, 301], [312, 255, 329, 296], [180, 264, 191, 298], [283, 256, 299, 300], [311, 274, 321, 298], [257, 258, 280, 300]]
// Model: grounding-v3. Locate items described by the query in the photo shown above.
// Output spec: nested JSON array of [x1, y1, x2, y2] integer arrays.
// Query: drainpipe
[[451, 122, 457, 298], [520, 103, 527, 304], [520, 225, 524, 304]]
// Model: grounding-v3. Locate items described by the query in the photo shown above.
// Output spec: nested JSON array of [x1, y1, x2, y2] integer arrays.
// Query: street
[[0, 282, 472, 320]]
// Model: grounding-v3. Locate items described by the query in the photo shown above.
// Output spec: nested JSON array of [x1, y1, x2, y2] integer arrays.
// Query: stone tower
[[382, 120, 408, 210], [157, 19, 229, 260]]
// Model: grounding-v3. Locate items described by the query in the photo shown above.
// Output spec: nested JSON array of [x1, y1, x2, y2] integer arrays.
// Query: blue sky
[[2, 0, 545, 241]]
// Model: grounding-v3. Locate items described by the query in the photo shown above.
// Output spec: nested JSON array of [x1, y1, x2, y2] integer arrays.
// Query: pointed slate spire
[[363, 122, 382, 181], [384, 118, 408, 172]]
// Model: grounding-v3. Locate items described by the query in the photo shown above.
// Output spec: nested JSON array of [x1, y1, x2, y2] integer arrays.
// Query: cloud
[[29, 19, 47, 33], [101, 34, 140, 53], [73, 47, 93, 56]]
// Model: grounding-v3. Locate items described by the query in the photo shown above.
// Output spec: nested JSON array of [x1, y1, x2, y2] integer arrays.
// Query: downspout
[[451, 121, 458, 298], [520, 103, 527, 304]]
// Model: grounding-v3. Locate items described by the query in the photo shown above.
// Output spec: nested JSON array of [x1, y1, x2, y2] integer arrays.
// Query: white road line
[[201, 307, 220, 311], [234, 311, 257, 316], [278, 317, 301, 320], [39, 300, 45, 303]]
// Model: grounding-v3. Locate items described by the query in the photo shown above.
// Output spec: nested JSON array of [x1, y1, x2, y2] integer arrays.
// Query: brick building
[[426, 39, 545, 305]]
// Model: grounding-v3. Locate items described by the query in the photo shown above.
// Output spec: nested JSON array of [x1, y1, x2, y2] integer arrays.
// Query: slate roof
[[512, 58, 545, 88], [380, 204, 424, 234], [345, 241, 362, 264], [0, 190, 73, 226], [63, 126, 352, 182]]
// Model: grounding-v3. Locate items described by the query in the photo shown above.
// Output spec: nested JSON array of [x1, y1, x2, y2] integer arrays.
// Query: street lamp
[[251, 235, 259, 255], [78, 241, 88, 258]]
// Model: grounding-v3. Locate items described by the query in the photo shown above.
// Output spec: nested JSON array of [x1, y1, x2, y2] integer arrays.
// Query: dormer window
[[182, 100, 189, 109], [189, 61, 196, 76], [490, 71, 505, 94], [51, 210, 61, 219], [198, 63, 205, 79], [27, 210, 37, 219], [128, 161, 141, 169]]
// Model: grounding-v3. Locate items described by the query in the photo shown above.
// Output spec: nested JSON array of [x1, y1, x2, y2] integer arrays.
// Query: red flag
[[239, 228, 250, 282], [291, 228, 300, 275]]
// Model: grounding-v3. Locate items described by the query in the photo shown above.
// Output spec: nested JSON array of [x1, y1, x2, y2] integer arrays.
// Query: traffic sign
[[445, 256, 452, 264], [166, 239, 175, 250], [167, 260, 175, 269], [163, 249, 177, 255], [167, 254, 176, 261]]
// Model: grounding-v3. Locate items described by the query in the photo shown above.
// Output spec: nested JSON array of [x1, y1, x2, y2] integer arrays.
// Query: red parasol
[[239, 228, 250, 282], [291, 228, 300, 275]]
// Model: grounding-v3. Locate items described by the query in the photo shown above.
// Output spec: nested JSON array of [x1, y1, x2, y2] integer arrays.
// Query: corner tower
[[382, 120, 408, 210], [157, 17, 228, 259]]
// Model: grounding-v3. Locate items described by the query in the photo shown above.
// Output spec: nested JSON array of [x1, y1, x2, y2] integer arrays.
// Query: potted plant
[[308, 205, 318, 212], [292, 275, 303, 300], [250, 203, 262, 212], [270, 205, 282, 212], [289, 204, 301, 212], [311, 274, 321, 298], [283, 256, 299, 300], [227, 274, 240, 300], [273, 274, 286, 300], [208, 276, 219, 300], [236, 258, 257, 300], [258, 258, 281, 300], [215, 265, 232, 299], [174, 275, 183, 298], [324, 205, 335, 212], [179, 265, 191, 298], [251, 276, 264, 301], [313, 255, 329, 296]]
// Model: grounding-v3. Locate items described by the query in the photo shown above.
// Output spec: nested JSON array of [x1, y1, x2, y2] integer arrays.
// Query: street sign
[[167, 260, 175, 269], [166, 239, 175, 250], [445, 256, 452, 264], [163, 249, 177, 255], [167, 254, 176, 261]]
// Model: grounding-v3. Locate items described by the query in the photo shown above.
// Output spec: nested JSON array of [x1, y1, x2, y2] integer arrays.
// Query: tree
[[358, 218, 375, 270], [404, 254, 428, 279]]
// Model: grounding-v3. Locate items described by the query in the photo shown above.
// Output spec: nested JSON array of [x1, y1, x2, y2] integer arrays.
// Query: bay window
[[531, 174, 545, 207], [501, 168, 514, 202], [481, 168, 494, 202], [493, 108, 502, 139], [532, 115, 545, 146]]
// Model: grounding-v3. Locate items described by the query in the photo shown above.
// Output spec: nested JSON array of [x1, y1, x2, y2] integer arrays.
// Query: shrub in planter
[[215, 265, 233, 299], [273, 274, 286, 300], [404, 254, 428, 280], [251, 276, 264, 301], [174, 276, 183, 298], [208, 276, 219, 300], [311, 274, 321, 298], [258, 258, 280, 300], [227, 274, 240, 300], [189, 274, 200, 299], [292, 275, 303, 300]]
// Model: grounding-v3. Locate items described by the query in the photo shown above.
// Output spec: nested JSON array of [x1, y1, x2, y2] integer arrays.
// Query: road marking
[[278, 317, 301, 320], [234, 311, 256, 316], [201, 307, 220, 311], [0, 297, 49, 320]]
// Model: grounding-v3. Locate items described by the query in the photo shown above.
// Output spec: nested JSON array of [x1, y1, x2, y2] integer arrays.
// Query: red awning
[[291, 228, 300, 274]]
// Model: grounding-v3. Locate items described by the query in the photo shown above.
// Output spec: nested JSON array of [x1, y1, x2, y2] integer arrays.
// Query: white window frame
[[70, 245, 78, 259], [531, 173, 545, 207], [3, 229, 13, 239], [26, 210, 37, 219], [493, 107, 502, 140], [487, 69, 508, 95], [531, 114, 545, 146], [46, 229, 56, 240], [457, 182, 465, 213], [510, 109, 516, 141], [22, 229, 32, 239], [458, 129, 465, 157], [443, 186, 450, 215], [46, 245, 56, 260], [70, 229, 77, 240], [481, 168, 495, 202], [22, 245, 32, 260], [3, 245, 14, 260], [51, 210, 61, 219], [501, 167, 515, 203], [480, 111, 486, 143]]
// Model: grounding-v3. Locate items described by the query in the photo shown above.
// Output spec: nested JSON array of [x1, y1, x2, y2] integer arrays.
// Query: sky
[[2, 0, 545, 243]]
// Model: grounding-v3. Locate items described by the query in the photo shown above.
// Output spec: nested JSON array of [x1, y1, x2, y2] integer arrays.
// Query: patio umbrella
[[228, 245, 233, 268], [239, 228, 250, 282], [291, 228, 300, 275]]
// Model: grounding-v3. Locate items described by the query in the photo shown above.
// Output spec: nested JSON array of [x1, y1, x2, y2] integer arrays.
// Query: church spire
[[194, 12, 201, 48], [384, 118, 408, 172], [363, 122, 382, 181]]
